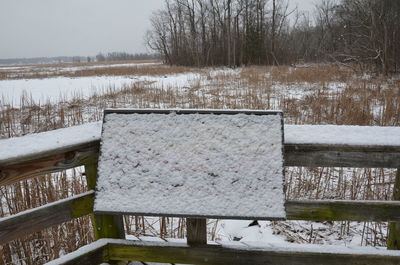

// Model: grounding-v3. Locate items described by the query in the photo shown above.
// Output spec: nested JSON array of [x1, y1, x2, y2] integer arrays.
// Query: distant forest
[[0, 52, 159, 66], [94, 52, 160, 62], [146, 0, 400, 74]]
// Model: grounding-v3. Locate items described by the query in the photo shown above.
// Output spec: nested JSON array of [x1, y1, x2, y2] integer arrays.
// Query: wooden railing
[[1, 124, 400, 263]]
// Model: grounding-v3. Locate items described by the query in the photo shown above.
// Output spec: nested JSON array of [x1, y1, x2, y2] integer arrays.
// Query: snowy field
[[0, 72, 209, 107], [0, 76, 135, 106], [0, 62, 207, 107], [0, 61, 162, 76], [0, 60, 350, 108], [0, 61, 168, 106]]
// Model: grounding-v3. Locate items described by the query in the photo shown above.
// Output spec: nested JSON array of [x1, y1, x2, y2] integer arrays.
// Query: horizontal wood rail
[[1, 140, 400, 187], [0, 191, 94, 245], [286, 200, 400, 222], [285, 144, 400, 168], [107, 240, 400, 265], [3, 192, 400, 245], [0, 141, 100, 186], [46, 239, 400, 265]]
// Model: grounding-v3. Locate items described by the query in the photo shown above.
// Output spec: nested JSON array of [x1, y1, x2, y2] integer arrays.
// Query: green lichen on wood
[[106, 241, 400, 265], [288, 206, 340, 221], [70, 193, 94, 219], [107, 244, 204, 264], [84, 163, 125, 240], [84, 159, 99, 190], [92, 214, 125, 239], [286, 199, 400, 222]]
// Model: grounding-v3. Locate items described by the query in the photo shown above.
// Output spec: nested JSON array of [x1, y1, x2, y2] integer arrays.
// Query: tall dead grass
[[0, 170, 92, 264], [0, 61, 196, 80], [0, 64, 399, 264]]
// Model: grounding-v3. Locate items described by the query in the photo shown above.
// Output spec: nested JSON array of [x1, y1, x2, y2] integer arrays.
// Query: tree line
[[146, 0, 400, 74], [95, 52, 160, 62]]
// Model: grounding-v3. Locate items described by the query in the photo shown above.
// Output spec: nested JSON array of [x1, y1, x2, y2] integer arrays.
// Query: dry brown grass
[[239, 64, 352, 84], [0, 171, 92, 264], [0, 63, 399, 263], [0, 60, 197, 80], [0, 59, 160, 71]]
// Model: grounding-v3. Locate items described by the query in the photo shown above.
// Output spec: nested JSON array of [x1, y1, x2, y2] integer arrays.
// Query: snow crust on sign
[[285, 124, 400, 146], [0, 122, 101, 163], [94, 112, 286, 219]]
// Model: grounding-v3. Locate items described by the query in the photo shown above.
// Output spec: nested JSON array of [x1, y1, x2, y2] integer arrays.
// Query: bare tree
[[145, 0, 400, 73]]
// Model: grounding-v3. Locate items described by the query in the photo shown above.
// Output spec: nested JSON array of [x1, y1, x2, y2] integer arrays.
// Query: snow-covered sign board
[[94, 109, 286, 220]]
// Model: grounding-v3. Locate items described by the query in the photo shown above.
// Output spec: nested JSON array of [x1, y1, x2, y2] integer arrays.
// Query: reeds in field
[[0, 60, 195, 81], [0, 63, 399, 264]]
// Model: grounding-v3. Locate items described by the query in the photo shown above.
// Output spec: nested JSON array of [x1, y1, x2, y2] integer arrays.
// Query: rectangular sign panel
[[94, 109, 286, 220]]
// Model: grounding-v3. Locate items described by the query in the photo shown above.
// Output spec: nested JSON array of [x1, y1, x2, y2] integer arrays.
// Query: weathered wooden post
[[187, 218, 207, 245], [85, 162, 125, 239], [388, 169, 400, 249]]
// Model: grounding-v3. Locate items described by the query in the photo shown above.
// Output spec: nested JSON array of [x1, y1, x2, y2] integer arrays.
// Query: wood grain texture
[[286, 199, 400, 222], [186, 218, 207, 245], [0, 191, 94, 245], [106, 240, 400, 265], [0, 144, 99, 186], [0, 139, 100, 168], [284, 144, 400, 168]]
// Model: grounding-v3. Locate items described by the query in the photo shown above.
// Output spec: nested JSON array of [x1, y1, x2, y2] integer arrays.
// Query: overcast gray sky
[[0, 0, 315, 59]]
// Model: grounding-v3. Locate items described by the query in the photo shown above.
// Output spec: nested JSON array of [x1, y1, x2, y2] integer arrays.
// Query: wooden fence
[[1, 124, 400, 264]]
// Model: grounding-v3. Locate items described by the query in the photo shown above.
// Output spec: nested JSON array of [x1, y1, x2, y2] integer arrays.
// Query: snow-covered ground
[[0, 76, 136, 106], [0, 61, 161, 74], [58, 62, 161, 72], [136, 72, 203, 89], [0, 68, 219, 107], [0, 61, 348, 109]]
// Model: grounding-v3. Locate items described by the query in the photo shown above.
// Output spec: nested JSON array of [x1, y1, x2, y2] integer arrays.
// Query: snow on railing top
[[1, 121, 400, 163], [284, 124, 400, 146], [0, 122, 102, 163]]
